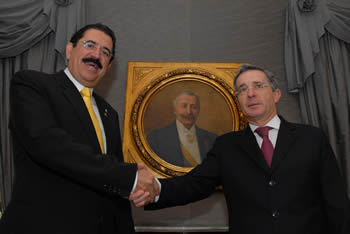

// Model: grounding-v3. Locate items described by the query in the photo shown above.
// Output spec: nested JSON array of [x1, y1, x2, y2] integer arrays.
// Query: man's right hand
[[129, 163, 160, 207]]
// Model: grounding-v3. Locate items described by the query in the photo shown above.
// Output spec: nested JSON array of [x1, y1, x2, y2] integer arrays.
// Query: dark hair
[[69, 23, 116, 62], [233, 64, 279, 94]]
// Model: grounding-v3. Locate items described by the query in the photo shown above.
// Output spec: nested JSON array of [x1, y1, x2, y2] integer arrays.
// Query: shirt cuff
[[131, 171, 138, 193]]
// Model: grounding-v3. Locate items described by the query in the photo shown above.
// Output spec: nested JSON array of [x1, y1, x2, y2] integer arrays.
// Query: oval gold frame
[[129, 67, 247, 177]]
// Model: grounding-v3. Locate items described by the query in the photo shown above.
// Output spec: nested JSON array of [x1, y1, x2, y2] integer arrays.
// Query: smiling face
[[66, 29, 113, 88], [236, 70, 281, 126], [173, 93, 200, 130]]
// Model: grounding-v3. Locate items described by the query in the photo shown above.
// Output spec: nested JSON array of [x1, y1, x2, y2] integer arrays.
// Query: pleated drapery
[[284, 0, 350, 195], [0, 0, 86, 212]]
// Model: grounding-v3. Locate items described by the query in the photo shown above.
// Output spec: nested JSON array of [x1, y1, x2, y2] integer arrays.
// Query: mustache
[[180, 114, 197, 120], [82, 57, 103, 69]]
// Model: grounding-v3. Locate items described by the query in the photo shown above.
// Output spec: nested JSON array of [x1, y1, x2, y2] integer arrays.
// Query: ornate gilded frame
[[123, 62, 247, 178]]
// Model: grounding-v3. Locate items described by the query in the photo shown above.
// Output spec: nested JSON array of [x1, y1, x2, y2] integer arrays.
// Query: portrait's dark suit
[[147, 122, 217, 166], [0, 70, 137, 234], [148, 118, 349, 234]]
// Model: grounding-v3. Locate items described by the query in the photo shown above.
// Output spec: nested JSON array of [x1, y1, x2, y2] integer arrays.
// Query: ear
[[273, 88, 281, 103], [65, 42, 73, 60]]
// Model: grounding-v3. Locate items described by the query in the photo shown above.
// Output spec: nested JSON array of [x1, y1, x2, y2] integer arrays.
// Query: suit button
[[272, 211, 280, 219], [112, 187, 118, 194], [268, 180, 277, 187]]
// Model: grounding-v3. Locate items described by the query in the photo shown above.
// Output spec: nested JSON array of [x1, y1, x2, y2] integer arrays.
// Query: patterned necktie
[[255, 126, 274, 167], [80, 88, 105, 153]]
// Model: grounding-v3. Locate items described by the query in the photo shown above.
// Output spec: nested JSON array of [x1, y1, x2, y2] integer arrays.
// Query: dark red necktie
[[255, 127, 274, 167]]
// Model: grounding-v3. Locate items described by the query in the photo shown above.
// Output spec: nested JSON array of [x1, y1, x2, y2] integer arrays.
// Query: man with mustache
[[147, 91, 217, 167], [0, 23, 158, 234], [135, 64, 350, 234]]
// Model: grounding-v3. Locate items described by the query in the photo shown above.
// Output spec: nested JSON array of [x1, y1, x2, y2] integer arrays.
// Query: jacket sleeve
[[319, 130, 349, 234], [147, 139, 221, 209]]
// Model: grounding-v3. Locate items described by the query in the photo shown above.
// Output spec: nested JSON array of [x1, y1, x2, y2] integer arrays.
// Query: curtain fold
[[0, 0, 51, 58], [284, 0, 350, 195], [0, 55, 26, 213], [284, 0, 330, 93], [0, 0, 86, 211], [325, 0, 350, 43]]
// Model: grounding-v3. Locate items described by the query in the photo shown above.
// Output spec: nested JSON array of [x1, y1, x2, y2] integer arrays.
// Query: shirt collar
[[249, 115, 281, 132], [64, 68, 94, 94], [176, 119, 196, 135]]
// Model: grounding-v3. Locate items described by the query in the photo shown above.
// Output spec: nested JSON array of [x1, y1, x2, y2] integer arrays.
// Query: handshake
[[128, 163, 160, 207]]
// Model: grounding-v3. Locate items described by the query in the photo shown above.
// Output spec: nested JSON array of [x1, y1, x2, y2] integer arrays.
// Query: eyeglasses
[[82, 40, 112, 59], [235, 82, 269, 96]]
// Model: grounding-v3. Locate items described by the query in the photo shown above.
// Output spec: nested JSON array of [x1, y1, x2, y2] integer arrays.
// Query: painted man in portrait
[[147, 91, 217, 167]]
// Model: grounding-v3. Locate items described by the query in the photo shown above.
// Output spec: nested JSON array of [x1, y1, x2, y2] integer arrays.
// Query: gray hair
[[233, 64, 279, 93], [173, 91, 200, 108]]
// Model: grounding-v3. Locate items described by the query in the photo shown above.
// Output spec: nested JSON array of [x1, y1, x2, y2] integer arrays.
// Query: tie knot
[[186, 133, 194, 144], [255, 126, 270, 137], [81, 87, 91, 98]]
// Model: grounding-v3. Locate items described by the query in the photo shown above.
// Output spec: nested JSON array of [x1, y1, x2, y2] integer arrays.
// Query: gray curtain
[[0, 0, 86, 212], [284, 0, 350, 194]]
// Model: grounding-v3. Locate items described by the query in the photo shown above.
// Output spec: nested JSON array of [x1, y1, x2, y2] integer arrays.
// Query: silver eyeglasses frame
[[235, 82, 269, 96], [82, 40, 112, 58]]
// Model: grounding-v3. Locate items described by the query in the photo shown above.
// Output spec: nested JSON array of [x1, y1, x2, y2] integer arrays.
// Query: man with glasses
[[0, 23, 158, 234], [132, 64, 349, 234]]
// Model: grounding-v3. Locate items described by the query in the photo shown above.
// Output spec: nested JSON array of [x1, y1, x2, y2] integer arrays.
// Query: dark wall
[[86, 0, 300, 231], [87, 0, 300, 127]]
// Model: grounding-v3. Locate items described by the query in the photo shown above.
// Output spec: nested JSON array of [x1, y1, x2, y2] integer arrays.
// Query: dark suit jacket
[[147, 122, 217, 166], [0, 70, 137, 234], [148, 118, 349, 234]]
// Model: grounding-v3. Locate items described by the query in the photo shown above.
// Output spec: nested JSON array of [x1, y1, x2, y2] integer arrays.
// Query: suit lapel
[[196, 128, 206, 160], [237, 128, 270, 172], [270, 119, 297, 171], [235, 118, 298, 173], [170, 122, 191, 166], [57, 71, 101, 152]]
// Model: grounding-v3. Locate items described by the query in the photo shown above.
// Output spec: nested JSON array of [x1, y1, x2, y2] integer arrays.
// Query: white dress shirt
[[249, 115, 281, 148], [65, 68, 144, 196], [176, 119, 201, 163], [64, 68, 107, 152]]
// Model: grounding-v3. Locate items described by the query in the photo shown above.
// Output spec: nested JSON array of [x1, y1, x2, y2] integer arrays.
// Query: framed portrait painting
[[123, 62, 247, 177]]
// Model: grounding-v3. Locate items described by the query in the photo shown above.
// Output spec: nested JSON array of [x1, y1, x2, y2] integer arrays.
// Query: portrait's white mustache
[[180, 114, 197, 120]]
